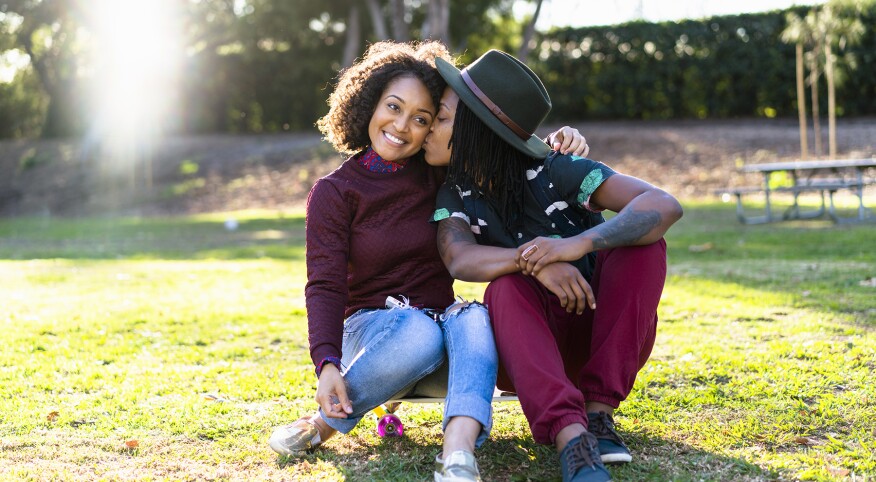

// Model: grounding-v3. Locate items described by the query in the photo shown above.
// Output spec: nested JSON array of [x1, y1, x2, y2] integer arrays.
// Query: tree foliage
[[0, 0, 88, 137], [0, 0, 874, 139], [535, 2, 875, 122]]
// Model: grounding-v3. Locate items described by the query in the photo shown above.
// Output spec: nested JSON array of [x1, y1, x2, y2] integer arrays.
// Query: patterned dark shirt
[[431, 153, 616, 279]]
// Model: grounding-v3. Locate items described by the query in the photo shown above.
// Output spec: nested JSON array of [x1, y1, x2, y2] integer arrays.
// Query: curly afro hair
[[317, 40, 455, 156]]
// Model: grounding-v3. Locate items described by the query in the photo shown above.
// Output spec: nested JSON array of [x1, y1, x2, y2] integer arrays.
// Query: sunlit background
[[86, 0, 182, 180], [0, 0, 874, 210]]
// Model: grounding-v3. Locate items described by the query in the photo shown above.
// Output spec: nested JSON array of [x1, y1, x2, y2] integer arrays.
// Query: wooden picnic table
[[717, 158, 876, 224]]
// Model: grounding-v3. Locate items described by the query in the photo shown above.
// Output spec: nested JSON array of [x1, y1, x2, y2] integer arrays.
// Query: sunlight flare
[[88, 0, 182, 180]]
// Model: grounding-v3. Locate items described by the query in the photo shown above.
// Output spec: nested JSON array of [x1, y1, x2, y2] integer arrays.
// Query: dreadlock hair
[[446, 100, 535, 232]]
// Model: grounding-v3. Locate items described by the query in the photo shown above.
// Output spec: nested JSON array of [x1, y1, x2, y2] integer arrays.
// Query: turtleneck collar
[[356, 147, 409, 173]]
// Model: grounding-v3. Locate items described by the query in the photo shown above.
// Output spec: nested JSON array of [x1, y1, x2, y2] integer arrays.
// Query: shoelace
[[565, 434, 600, 474], [589, 412, 626, 447]]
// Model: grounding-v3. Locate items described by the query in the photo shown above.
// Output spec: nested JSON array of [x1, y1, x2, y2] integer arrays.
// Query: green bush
[[533, 4, 876, 121]]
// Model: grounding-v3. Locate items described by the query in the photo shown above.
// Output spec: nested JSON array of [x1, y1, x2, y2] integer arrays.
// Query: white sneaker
[[268, 417, 322, 455], [434, 450, 481, 481]]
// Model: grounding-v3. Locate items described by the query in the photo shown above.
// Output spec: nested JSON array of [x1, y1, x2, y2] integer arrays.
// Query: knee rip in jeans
[[441, 300, 487, 322]]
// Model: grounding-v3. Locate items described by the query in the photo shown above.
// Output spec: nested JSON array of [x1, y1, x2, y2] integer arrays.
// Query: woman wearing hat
[[424, 50, 683, 482], [269, 40, 588, 481]]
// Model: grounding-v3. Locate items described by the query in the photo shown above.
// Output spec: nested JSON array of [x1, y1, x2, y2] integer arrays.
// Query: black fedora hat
[[436, 49, 551, 158]]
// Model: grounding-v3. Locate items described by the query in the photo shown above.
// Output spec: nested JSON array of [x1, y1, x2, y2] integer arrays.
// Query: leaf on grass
[[827, 467, 850, 477], [203, 393, 227, 402], [46, 411, 59, 422], [794, 436, 815, 446], [688, 242, 714, 253], [124, 440, 139, 449]]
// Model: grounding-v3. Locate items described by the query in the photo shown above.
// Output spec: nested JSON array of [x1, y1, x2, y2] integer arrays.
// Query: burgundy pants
[[484, 239, 667, 445]]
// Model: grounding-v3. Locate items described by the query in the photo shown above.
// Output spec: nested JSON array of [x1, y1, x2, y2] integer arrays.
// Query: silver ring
[[521, 244, 539, 261]]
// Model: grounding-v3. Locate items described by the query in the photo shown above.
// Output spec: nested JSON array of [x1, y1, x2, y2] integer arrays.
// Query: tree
[[364, 0, 388, 41], [389, 0, 410, 41], [781, 12, 810, 159], [816, 1, 864, 159], [343, 4, 362, 67], [1, 0, 86, 137], [423, 0, 450, 43], [782, 2, 864, 159], [518, 0, 544, 63]]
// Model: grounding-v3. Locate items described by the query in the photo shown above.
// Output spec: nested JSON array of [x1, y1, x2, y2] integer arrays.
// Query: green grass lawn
[[1, 202, 874, 481]]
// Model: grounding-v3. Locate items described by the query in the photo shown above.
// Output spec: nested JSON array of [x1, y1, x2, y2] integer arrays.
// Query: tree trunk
[[20, 32, 65, 137], [518, 0, 544, 63], [424, 0, 449, 43], [808, 51, 822, 157], [364, 0, 388, 40], [389, 0, 410, 41], [342, 5, 362, 68], [825, 42, 836, 159], [795, 43, 809, 160]]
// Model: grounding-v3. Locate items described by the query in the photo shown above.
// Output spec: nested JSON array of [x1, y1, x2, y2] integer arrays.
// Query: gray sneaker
[[587, 412, 631, 464], [269, 417, 323, 455], [434, 450, 481, 481]]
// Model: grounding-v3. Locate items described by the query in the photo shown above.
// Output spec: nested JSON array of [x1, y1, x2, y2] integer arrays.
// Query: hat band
[[461, 69, 531, 141]]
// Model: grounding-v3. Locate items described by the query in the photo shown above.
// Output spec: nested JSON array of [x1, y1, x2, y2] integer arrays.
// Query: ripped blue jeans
[[320, 300, 498, 447]]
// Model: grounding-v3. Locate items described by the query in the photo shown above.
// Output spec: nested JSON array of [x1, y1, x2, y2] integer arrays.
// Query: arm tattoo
[[438, 217, 476, 257], [591, 209, 662, 250]]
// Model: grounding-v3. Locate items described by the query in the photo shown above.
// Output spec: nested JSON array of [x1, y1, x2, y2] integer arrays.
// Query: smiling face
[[423, 87, 458, 167], [367, 75, 435, 162]]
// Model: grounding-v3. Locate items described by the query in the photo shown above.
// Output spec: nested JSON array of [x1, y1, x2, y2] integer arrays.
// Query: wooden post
[[825, 42, 837, 160], [808, 49, 822, 158], [796, 43, 809, 160]]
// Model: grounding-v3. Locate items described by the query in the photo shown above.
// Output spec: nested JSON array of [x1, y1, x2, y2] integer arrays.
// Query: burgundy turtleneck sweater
[[305, 154, 454, 366]]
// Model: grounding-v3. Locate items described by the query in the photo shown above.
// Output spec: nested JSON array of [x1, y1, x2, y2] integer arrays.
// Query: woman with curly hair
[[269, 40, 587, 481]]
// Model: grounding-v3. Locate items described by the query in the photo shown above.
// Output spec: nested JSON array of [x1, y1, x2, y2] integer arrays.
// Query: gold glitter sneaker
[[269, 417, 323, 455], [434, 450, 481, 481]]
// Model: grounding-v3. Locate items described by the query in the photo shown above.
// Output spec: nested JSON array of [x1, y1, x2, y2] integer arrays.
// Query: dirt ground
[[1, 117, 874, 216]]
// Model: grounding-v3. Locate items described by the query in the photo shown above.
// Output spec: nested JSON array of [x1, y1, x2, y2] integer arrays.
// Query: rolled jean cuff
[[319, 410, 362, 435], [443, 393, 493, 448], [547, 413, 588, 446]]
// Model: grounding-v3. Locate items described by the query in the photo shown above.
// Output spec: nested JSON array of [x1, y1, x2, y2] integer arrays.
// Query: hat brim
[[436, 57, 550, 159]]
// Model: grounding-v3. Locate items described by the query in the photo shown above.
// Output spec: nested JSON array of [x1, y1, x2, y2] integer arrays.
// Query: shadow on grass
[[274, 432, 778, 481]]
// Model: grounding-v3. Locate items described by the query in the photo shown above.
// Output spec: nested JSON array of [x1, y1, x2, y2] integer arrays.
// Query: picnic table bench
[[715, 158, 876, 224]]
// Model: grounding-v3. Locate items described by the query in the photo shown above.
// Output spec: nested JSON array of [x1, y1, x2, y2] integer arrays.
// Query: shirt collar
[[356, 147, 408, 173]]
